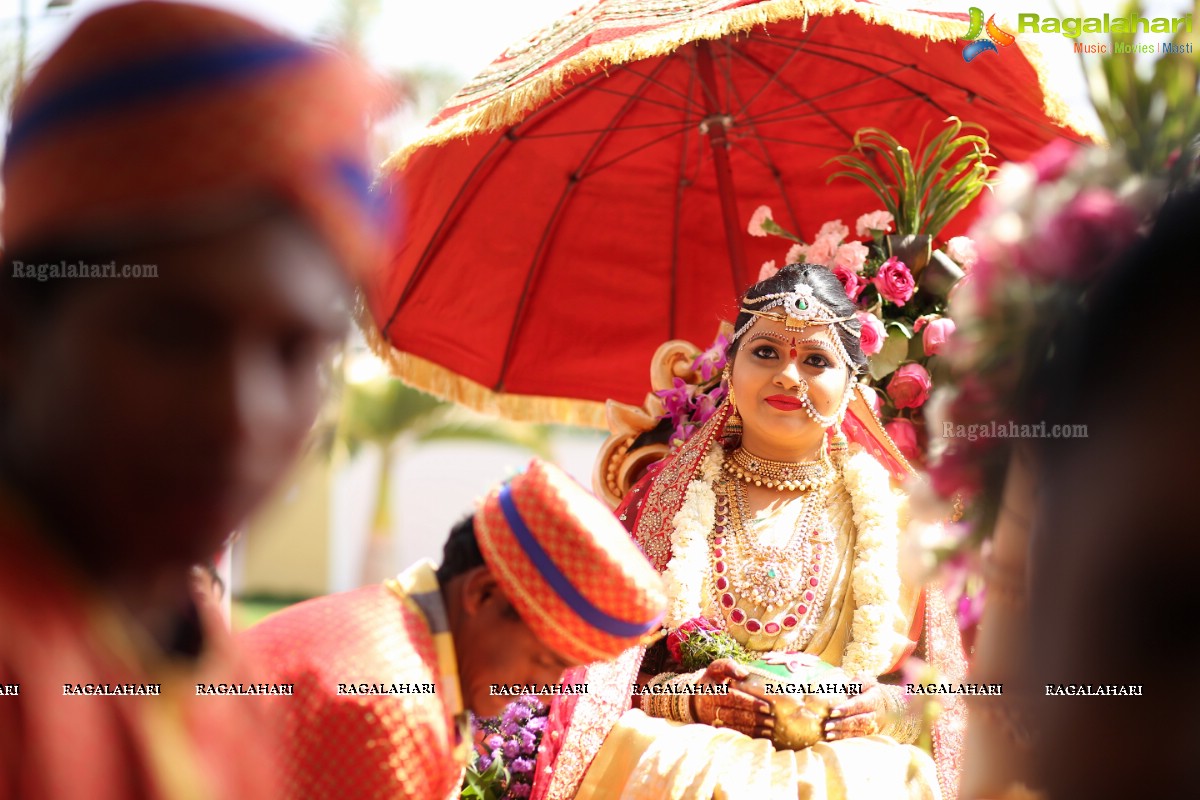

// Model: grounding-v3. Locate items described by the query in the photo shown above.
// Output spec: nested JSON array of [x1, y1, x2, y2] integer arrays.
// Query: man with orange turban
[[241, 458, 667, 800], [0, 3, 387, 798]]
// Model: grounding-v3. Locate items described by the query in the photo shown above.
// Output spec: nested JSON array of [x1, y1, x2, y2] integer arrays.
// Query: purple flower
[[508, 784, 532, 798], [519, 729, 537, 755], [484, 734, 503, 750], [510, 757, 535, 776], [655, 377, 694, 423], [691, 334, 730, 382], [693, 390, 721, 426], [476, 753, 493, 772], [502, 740, 520, 760], [525, 715, 547, 733]]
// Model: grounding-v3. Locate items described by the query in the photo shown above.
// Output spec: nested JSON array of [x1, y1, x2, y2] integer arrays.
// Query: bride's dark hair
[[725, 263, 867, 374]]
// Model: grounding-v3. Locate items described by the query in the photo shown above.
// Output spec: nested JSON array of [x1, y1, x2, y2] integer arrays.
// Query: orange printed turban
[[2, 1, 390, 275], [475, 458, 667, 664]]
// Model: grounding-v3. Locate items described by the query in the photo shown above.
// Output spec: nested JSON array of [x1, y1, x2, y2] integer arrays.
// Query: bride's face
[[729, 317, 850, 459]]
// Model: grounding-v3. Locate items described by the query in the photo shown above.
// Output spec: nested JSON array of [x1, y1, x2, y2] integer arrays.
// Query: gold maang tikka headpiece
[[732, 283, 860, 366]]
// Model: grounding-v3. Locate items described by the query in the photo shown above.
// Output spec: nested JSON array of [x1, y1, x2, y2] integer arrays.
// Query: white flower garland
[[661, 445, 723, 628], [660, 443, 907, 678]]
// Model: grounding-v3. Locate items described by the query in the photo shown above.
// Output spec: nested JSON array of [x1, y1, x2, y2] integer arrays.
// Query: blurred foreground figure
[[1026, 187, 1200, 799], [241, 458, 667, 800], [0, 2, 382, 798]]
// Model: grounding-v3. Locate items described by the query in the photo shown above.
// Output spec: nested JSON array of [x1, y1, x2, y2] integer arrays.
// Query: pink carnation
[[757, 260, 779, 282], [785, 243, 806, 264], [815, 219, 849, 242], [857, 311, 886, 356], [1030, 139, 1078, 184], [872, 256, 915, 306], [748, 205, 773, 237], [804, 235, 839, 266], [889, 363, 932, 409], [832, 265, 867, 302], [833, 241, 869, 273], [855, 210, 894, 237]]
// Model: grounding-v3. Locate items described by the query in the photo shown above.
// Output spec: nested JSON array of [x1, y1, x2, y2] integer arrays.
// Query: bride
[[532, 264, 965, 800]]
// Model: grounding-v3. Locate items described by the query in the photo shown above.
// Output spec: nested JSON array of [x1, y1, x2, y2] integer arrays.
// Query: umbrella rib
[[564, 82, 698, 116], [382, 134, 516, 337], [731, 27, 812, 121], [713, 42, 805, 235], [613, 61, 707, 113], [495, 55, 676, 392], [669, 63, 698, 340], [520, 118, 700, 140], [728, 47, 856, 145], [578, 124, 693, 179]]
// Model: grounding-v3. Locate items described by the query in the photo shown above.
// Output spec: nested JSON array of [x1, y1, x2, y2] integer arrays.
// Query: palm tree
[[337, 373, 554, 585]]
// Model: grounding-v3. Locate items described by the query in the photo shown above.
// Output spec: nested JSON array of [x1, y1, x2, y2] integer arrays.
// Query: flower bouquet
[[462, 695, 549, 800]]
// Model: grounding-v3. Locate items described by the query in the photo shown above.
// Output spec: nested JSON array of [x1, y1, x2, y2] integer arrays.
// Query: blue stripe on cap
[[7, 39, 314, 160], [497, 484, 656, 639]]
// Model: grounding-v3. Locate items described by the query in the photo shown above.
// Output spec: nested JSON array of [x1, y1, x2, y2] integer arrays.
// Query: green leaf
[[868, 328, 910, 381], [885, 321, 913, 339]]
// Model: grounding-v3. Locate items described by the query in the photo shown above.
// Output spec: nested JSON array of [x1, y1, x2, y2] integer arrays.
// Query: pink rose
[[884, 418, 922, 464], [757, 260, 779, 282], [785, 243, 805, 264], [944, 236, 977, 271], [917, 317, 956, 356], [815, 219, 849, 242], [804, 235, 839, 266], [857, 311, 886, 356], [747, 205, 773, 237], [832, 265, 867, 302], [889, 363, 931, 409], [872, 256, 915, 306], [1032, 189, 1140, 281], [855, 210, 894, 237], [833, 241, 869, 273]]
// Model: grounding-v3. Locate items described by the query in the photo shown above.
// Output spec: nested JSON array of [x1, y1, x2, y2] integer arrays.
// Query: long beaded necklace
[[711, 476, 837, 642]]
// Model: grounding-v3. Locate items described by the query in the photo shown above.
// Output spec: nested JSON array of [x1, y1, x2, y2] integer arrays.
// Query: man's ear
[[459, 566, 500, 616]]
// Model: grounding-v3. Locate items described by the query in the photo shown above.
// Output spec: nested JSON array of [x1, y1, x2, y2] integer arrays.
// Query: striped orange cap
[[475, 458, 666, 664], [2, 1, 392, 275]]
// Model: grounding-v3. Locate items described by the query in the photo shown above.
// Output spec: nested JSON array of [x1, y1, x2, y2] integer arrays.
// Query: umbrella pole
[[696, 40, 747, 295]]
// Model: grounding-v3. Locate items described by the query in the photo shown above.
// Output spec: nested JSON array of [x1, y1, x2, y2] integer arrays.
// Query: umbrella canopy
[[366, 0, 1089, 426]]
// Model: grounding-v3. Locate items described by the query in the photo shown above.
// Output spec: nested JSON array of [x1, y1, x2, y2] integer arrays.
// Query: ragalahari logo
[[961, 7, 1016, 62]]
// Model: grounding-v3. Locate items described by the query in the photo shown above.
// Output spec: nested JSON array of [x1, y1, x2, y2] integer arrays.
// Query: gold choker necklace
[[723, 448, 835, 492]]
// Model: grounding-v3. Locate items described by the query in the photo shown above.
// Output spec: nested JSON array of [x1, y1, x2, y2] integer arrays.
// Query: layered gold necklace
[[722, 447, 835, 492], [711, 474, 836, 641]]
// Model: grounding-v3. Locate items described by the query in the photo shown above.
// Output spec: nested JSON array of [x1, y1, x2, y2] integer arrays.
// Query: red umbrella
[[366, 0, 1088, 426]]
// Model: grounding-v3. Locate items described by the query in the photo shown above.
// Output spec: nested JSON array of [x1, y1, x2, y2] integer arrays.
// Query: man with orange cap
[[241, 458, 667, 800], [0, 3, 387, 798]]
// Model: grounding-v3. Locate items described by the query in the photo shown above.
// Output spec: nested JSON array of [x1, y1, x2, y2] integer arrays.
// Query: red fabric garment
[[0, 500, 281, 800], [239, 582, 464, 800]]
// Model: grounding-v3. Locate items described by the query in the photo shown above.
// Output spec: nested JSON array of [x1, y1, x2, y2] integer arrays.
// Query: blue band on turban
[[498, 484, 656, 639], [7, 39, 314, 160]]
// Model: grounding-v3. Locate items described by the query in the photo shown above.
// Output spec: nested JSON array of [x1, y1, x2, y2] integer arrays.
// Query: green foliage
[[826, 117, 996, 238], [678, 630, 756, 672], [1078, 0, 1200, 180], [461, 755, 507, 800]]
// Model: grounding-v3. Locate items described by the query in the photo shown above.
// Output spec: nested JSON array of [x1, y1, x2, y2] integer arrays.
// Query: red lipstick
[[765, 394, 803, 411]]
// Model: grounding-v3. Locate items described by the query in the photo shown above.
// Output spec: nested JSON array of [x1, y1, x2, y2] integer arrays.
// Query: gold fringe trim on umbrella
[[356, 300, 609, 428], [382, 0, 1090, 173]]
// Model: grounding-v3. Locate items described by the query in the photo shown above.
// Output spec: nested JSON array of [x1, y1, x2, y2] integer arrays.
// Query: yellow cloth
[[578, 711, 939, 800]]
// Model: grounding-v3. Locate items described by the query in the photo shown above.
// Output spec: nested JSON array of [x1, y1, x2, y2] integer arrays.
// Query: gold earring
[[723, 373, 743, 440]]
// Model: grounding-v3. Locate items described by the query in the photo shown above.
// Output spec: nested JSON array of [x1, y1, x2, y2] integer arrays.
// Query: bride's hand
[[691, 659, 775, 739], [824, 684, 885, 740]]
